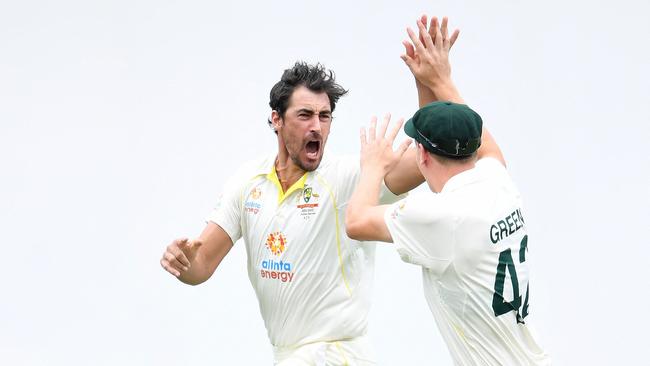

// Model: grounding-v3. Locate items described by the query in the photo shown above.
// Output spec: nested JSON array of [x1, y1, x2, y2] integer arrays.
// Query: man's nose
[[309, 115, 322, 132]]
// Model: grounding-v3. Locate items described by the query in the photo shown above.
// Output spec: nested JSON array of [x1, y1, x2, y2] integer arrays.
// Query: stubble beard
[[283, 130, 323, 172], [290, 152, 320, 172]]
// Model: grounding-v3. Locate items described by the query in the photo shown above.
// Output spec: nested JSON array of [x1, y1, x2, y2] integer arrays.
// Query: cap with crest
[[404, 101, 482, 158]]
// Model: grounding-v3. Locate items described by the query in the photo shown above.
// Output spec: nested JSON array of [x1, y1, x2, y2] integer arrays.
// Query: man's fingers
[[418, 15, 428, 45], [398, 139, 413, 156], [431, 17, 439, 44], [450, 29, 460, 48], [416, 19, 432, 52], [387, 117, 404, 143], [168, 245, 191, 267], [168, 241, 191, 266], [161, 237, 197, 277], [360, 127, 367, 147], [160, 258, 182, 277], [400, 54, 416, 71], [164, 251, 189, 271], [434, 22, 444, 51], [179, 238, 202, 255], [188, 239, 203, 252], [441, 16, 449, 41], [378, 113, 391, 139], [402, 40, 415, 59], [418, 19, 435, 51], [368, 116, 377, 142], [406, 27, 426, 55], [428, 16, 437, 42], [173, 237, 189, 246]]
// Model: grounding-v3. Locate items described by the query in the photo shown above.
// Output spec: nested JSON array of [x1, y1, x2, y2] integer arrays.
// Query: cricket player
[[161, 62, 398, 365], [345, 19, 551, 365], [158, 15, 455, 363]]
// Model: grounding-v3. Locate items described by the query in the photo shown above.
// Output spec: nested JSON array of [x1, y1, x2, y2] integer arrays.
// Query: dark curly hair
[[267, 62, 348, 131]]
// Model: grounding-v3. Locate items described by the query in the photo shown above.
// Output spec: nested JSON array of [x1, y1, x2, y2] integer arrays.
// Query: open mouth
[[305, 140, 321, 159]]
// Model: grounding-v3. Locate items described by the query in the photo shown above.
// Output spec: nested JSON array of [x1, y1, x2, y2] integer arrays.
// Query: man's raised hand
[[401, 16, 458, 90], [359, 114, 412, 176]]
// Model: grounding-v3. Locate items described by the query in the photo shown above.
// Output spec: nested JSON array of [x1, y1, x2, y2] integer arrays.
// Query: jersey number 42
[[492, 235, 530, 324]]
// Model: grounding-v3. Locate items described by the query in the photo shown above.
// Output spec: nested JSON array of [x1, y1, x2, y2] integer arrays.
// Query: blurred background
[[1, 0, 648, 364]]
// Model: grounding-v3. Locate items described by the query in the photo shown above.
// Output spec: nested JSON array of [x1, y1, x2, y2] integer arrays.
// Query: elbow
[[346, 222, 361, 240], [345, 214, 363, 240], [178, 277, 206, 286]]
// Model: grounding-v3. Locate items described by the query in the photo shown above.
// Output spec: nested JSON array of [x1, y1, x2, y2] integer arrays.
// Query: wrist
[[429, 80, 463, 103], [360, 165, 386, 181], [423, 76, 452, 90]]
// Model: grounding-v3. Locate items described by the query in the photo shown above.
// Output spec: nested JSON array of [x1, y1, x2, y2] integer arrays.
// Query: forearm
[[417, 77, 467, 107], [346, 167, 386, 240], [384, 147, 424, 195], [177, 224, 232, 285], [348, 168, 384, 221], [477, 127, 506, 166], [416, 79, 437, 108], [422, 77, 464, 104], [177, 252, 214, 285]]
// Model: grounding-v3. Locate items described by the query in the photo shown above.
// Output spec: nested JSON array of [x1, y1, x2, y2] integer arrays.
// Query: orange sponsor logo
[[265, 231, 287, 256]]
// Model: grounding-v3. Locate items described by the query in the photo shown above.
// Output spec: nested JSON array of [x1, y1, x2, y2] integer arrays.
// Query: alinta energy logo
[[245, 187, 263, 215], [265, 231, 286, 255], [260, 231, 294, 283]]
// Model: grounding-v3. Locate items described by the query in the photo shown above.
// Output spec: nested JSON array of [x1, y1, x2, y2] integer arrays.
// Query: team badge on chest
[[297, 185, 320, 220]]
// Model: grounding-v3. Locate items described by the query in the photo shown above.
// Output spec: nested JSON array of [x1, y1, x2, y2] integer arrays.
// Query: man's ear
[[416, 143, 429, 167], [271, 110, 283, 131]]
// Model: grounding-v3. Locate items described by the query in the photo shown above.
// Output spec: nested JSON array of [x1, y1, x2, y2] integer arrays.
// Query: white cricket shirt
[[208, 152, 400, 348], [385, 158, 550, 365]]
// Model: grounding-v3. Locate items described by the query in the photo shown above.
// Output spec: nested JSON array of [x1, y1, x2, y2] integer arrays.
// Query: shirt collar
[[260, 151, 331, 204], [440, 163, 486, 193]]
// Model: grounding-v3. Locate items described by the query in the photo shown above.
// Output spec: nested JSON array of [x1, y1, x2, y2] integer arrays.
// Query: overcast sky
[[1, 0, 649, 365]]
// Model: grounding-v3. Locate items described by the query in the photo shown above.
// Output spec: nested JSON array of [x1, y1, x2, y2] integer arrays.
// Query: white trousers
[[273, 335, 377, 366]]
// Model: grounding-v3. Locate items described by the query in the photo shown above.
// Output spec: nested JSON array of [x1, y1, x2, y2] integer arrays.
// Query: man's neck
[[426, 162, 475, 193], [275, 154, 306, 193]]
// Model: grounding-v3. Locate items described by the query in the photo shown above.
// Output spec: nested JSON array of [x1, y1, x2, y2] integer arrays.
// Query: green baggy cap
[[404, 101, 483, 158]]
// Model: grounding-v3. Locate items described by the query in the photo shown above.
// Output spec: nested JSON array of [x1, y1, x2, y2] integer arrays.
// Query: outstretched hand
[[403, 15, 459, 61], [359, 114, 412, 176], [401, 16, 458, 90]]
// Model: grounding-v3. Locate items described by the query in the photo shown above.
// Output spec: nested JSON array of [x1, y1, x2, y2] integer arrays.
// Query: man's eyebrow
[[295, 108, 332, 114], [296, 108, 315, 113]]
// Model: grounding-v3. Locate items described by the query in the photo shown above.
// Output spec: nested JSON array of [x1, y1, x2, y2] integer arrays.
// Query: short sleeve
[[205, 167, 252, 244], [384, 193, 455, 277]]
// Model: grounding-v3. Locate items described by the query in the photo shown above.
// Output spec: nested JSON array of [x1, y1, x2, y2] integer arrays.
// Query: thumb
[[398, 139, 413, 156], [174, 237, 189, 246], [178, 238, 201, 254], [188, 239, 203, 252], [400, 54, 415, 70]]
